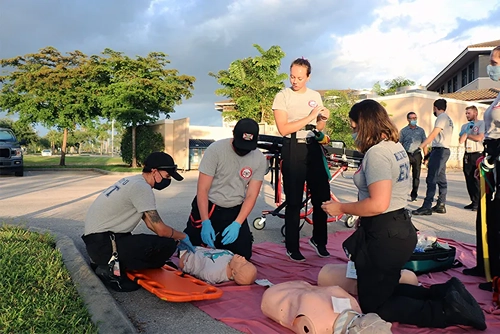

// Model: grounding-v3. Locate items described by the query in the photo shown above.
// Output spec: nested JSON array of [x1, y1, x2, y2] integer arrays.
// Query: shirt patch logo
[[243, 133, 254, 141], [473, 126, 479, 133], [308, 100, 318, 108], [240, 167, 253, 179]]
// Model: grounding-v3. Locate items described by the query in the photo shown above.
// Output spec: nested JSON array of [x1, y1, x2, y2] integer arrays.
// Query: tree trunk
[[131, 125, 137, 168], [59, 128, 68, 166]]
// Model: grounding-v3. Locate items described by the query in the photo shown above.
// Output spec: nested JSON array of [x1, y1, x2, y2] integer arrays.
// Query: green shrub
[[120, 125, 164, 166]]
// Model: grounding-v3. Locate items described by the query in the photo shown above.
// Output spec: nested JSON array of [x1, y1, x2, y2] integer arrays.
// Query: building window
[[468, 62, 475, 82], [452, 76, 458, 92], [447, 80, 452, 93], [461, 69, 467, 87]]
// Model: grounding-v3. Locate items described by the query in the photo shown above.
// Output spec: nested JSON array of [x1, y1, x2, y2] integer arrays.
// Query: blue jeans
[[423, 148, 450, 208]]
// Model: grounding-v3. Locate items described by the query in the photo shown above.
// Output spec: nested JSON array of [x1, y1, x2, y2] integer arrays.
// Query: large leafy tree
[[95, 49, 195, 167], [323, 90, 359, 149], [0, 47, 100, 165], [373, 76, 416, 96], [209, 44, 287, 124]]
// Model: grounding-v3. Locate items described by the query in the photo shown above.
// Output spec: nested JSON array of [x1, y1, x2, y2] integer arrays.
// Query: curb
[[27, 227, 137, 334], [24, 167, 140, 175]]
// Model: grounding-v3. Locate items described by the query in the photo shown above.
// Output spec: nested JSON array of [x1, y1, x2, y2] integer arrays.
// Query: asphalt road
[[0, 168, 478, 333]]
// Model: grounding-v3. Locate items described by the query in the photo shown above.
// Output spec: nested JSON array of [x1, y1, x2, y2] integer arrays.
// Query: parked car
[[0, 127, 24, 176], [41, 149, 52, 157]]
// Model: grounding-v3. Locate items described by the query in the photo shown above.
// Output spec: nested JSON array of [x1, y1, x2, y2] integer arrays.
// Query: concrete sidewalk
[[0, 169, 479, 333]]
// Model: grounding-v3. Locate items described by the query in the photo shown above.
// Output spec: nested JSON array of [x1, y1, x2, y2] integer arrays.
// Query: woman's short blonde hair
[[348, 99, 399, 153]]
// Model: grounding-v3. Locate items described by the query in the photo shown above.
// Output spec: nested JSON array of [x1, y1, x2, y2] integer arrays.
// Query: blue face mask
[[410, 120, 417, 126], [351, 132, 357, 140], [487, 65, 500, 81]]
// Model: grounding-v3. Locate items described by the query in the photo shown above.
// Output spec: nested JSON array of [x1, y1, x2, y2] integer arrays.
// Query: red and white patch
[[473, 126, 479, 133], [242, 133, 254, 141], [308, 100, 318, 108], [240, 167, 253, 179]]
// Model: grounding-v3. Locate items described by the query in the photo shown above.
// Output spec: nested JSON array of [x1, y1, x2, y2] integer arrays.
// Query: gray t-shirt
[[432, 113, 454, 148], [272, 87, 323, 138], [399, 125, 426, 153], [180, 247, 233, 284], [199, 138, 267, 208], [353, 141, 409, 214], [484, 93, 500, 139], [84, 175, 156, 235], [460, 120, 485, 153]]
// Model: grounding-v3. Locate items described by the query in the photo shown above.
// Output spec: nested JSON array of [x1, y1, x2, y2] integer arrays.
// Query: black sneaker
[[431, 203, 446, 214], [464, 203, 475, 209], [410, 196, 418, 202], [95, 265, 141, 292], [308, 238, 330, 258], [444, 289, 486, 330], [412, 207, 432, 216], [286, 250, 306, 262], [463, 266, 485, 277]]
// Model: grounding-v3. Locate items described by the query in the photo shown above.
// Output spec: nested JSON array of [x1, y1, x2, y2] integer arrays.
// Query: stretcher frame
[[252, 135, 363, 236]]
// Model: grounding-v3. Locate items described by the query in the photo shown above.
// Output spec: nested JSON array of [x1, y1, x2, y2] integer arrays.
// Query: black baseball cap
[[143, 152, 183, 181], [233, 118, 259, 151]]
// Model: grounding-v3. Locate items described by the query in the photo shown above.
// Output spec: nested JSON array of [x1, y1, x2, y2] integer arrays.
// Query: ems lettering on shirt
[[394, 150, 410, 182]]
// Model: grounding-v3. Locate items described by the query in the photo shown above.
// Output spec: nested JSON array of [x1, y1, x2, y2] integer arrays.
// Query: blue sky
[[1, 0, 500, 136]]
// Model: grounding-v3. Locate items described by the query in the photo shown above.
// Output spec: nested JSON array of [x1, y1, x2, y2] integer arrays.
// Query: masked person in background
[[82, 152, 195, 292], [463, 45, 500, 292], [399, 111, 427, 202], [272, 57, 331, 262], [184, 118, 267, 260]]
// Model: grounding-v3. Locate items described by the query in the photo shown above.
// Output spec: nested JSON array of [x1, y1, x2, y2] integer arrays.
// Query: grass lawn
[[24, 155, 142, 172], [0, 225, 97, 333]]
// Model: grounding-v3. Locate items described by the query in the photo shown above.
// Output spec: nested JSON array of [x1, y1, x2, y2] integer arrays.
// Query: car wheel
[[15, 167, 24, 177]]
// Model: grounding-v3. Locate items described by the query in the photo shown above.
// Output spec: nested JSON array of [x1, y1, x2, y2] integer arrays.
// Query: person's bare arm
[[197, 172, 214, 221], [142, 210, 185, 240], [273, 106, 323, 136], [466, 133, 485, 142], [322, 180, 392, 217], [419, 127, 442, 149], [234, 180, 263, 224]]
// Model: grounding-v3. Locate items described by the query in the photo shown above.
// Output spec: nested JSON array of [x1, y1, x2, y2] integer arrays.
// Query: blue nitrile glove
[[221, 221, 241, 245], [178, 235, 196, 253], [201, 219, 216, 248], [459, 128, 467, 136]]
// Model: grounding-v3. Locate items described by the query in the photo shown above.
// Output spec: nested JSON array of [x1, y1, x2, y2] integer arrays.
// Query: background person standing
[[412, 99, 454, 216], [399, 111, 427, 202], [458, 105, 484, 211]]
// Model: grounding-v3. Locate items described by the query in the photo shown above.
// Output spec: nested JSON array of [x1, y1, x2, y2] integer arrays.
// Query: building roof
[[441, 88, 500, 101], [427, 39, 500, 90], [468, 40, 500, 48]]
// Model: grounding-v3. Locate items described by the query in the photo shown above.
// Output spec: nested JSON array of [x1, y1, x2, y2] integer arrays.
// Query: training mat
[[193, 230, 500, 333], [126, 265, 223, 302]]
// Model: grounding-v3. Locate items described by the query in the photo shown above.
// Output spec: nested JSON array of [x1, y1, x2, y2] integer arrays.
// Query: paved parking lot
[[0, 168, 478, 333]]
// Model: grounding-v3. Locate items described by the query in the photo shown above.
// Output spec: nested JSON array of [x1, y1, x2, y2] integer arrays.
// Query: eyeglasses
[[408, 117, 417, 120]]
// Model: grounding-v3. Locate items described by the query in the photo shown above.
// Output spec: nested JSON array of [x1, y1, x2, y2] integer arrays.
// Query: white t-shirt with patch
[[353, 141, 410, 214], [199, 138, 267, 208], [84, 175, 156, 235], [432, 113, 454, 148], [460, 120, 485, 153], [484, 93, 500, 139], [181, 247, 233, 284]]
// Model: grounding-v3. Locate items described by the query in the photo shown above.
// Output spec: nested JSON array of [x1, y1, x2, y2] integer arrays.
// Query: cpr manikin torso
[[261, 280, 361, 334]]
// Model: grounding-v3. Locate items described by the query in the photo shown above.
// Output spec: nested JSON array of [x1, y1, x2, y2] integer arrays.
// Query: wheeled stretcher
[[252, 135, 363, 236]]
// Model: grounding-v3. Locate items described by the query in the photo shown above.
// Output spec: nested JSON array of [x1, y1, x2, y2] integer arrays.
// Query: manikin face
[[290, 65, 309, 92], [228, 254, 255, 284]]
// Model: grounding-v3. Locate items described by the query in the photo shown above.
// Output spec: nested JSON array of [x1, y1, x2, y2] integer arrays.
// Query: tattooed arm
[[143, 210, 186, 240]]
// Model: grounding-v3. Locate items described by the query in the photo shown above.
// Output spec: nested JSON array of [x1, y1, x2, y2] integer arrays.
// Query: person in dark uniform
[[458, 105, 484, 211], [463, 45, 500, 293], [321, 99, 485, 330], [272, 57, 331, 262]]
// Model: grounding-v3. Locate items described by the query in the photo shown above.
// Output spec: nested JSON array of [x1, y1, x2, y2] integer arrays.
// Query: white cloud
[[325, 0, 500, 89]]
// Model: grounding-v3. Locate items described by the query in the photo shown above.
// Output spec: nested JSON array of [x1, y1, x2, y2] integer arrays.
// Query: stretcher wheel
[[345, 215, 357, 228], [281, 224, 286, 237], [253, 217, 266, 230]]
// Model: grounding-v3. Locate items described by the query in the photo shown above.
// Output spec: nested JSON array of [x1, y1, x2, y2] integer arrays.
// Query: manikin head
[[228, 254, 257, 285]]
